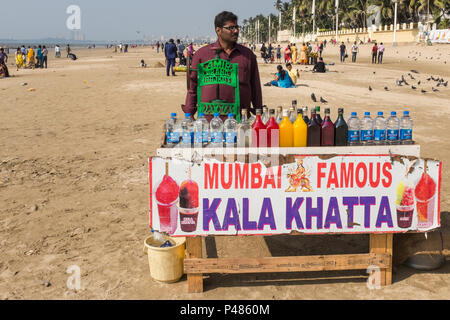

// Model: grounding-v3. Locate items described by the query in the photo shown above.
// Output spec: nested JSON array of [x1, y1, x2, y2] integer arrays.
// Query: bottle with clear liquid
[[238, 109, 252, 148], [194, 112, 209, 147], [374, 111, 387, 145], [166, 113, 180, 147], [321, 108, 335, 146], [210, 113, 224, 147], [400, 111, 413, 145], [347, 112, 360, 146], [334, 108, 348, 146], [360, 112, 374, 145], [224, 113, 238, 147], [181, 113, 194, 148], [386, 111, 400, 145], [303, 106, 310, 124], [276, 106, 283, 124], [261, 106, 269, 125]]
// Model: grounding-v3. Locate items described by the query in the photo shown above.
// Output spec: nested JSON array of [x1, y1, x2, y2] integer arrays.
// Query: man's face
[[286, 65, 292, 71], [217, 20, 239, 44]]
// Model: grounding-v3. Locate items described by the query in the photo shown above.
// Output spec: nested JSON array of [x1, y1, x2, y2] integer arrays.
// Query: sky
[[0, 0, 278, 41]]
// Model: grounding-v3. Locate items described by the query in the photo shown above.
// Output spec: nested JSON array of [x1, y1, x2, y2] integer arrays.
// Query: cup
[[396, 204, 414, 229], [156, 198, 179, 235], [179, 207, 199, 233], [416, 194, 436, 229]]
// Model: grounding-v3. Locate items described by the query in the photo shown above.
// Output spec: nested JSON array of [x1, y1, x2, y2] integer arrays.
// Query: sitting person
[[286, 62, 299, 85], [140, 59, 147, 67], [313, 57, 326, 73], [264, 65, 296, 88]]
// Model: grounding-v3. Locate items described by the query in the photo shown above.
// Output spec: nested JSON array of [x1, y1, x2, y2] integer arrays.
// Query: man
[[156, 41, 160, 53], [0, 47, 9, 77], [313, 57, 326, 73], [183, 11, 262, 121], [260, 43, 267, 63], [286, 62, 299, 85], [55, 45, 61, 58], [378, 42, 385, 64], [372, 42, 378, 64], [276, 45, 281, 63], [164, 39, 177, 77], [66, 44, 71, 58], [351, 41, 359, 63], [42, 46, 48, 68], [339, 42, 347, 63], [36, 45, 43, 68], [176, 39, 185, 65]]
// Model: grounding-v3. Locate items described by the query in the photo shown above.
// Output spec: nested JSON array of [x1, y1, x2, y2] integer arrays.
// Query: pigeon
[[369, 86, 373, 91], [432, 87, 439, 92], [373, 72, 376, 74], [411, 70, 420, 74], [320, 97, 328, 103], [384, 86, 389, 91], [311, 93, 317, 102], [417, 81, 421, 85], [403, 79, 409, 85], [412, 86, 417, 90], [410, 74, 415, 80], [396, 80, 403, 86], [421, 89, 427, 93], [444, 81, 448, 87], [440, 78, 445, 82], [437, 82, 441, 87], [427, 77, 431, 81]]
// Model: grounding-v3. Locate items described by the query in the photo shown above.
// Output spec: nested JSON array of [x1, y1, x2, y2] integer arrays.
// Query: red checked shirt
[[182, 40, 263, 121]]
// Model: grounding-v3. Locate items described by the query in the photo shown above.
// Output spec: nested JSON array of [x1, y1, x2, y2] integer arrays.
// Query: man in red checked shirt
[[182, 11, 263, 122]]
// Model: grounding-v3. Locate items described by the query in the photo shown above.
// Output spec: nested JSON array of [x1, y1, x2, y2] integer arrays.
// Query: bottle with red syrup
[[251, 109, 267, 147], [266, 109, 279, 147], [321, 108, 335, 146], [307, 109, 321, 146]]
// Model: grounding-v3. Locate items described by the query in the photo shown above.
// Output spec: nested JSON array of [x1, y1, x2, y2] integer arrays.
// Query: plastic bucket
[[143, 235, 186, 283]]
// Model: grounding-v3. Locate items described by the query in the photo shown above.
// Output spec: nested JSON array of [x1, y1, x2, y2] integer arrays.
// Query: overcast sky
[[0, 0, 278, 41]]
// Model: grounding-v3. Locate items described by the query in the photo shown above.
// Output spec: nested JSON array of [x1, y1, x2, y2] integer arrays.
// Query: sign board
[[149, 154, 441, 236]]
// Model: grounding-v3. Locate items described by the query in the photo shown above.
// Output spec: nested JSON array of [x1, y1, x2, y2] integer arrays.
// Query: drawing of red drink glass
[[179, 168, 199, 233], [415, 166, 437, 229], [155, 163, 179, 234], [396, 181, 415, 229]]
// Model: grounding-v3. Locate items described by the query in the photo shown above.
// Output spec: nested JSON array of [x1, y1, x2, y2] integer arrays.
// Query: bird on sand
[[421, 89, 427, 93], [311, 93, 317, 102], [384, 86, 389, 91], [369, 86, 373, 91], [432, 87, 439, 92], [320, 97, 328, 103], [411, 86, 417, 90]]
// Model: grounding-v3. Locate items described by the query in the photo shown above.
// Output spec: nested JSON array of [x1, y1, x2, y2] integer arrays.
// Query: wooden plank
[[186, 237, 203, 293], [184, 253, 390, 274], [370, 234, 393, 286], [385, 234, 393, 285]]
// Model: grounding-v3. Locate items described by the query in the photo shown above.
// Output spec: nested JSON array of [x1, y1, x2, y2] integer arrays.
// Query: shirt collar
[[212, 40, 241, 54]]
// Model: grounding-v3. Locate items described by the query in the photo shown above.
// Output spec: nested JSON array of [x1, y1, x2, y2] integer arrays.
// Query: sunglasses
[[222, 25, 240, 32]]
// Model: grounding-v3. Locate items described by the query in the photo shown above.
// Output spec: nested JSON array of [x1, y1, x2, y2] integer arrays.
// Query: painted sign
[[149, 155, 441, 236]]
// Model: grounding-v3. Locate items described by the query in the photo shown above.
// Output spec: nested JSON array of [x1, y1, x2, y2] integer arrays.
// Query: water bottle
[[347, 112, 360, 146], [374, 111, 387, 145], [194, 112, 209, 147], [386, 111, 400, 145], [224, 113, 237, 147], [166, 113, 179, 147], [180, 113, 194, 148], [210, 113, 224, 147], [360, 112, 374, 145], [400, 111, 413, 145]]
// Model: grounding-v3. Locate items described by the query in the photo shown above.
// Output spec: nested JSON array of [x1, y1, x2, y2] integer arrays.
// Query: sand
[[0, 42, 449, 300]]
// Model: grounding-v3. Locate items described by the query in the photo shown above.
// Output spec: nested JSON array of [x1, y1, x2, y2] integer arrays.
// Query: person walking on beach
[[285, 44, 292, 63], [55, 45, 61, 58], [0, 47, 10, 77], [291, 43, 298, 65], [164, 39, 177, 77], [42, 46, 48, 68], [27, 46, 35, 69], [339, 42, 347, 63], [156, 41, 160, 53], [176, 39, 185, 65], [319, 42, 324, 57], [351, 41, 359, 63], [36, 45, 43, 68], [66, 44, 71, 58], [260, 43, 267, 63], [276, 45, 281, 63], [377, 42, 385, 64], [183, 11, 263, 121], [15, 47, 25, 70], [372, 43, 378, 64]]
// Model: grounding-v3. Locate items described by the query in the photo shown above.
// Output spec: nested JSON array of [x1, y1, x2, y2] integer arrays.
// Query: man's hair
[[215, 11, 238, 29], [319, 57, 323, 61], [285, 62, 292, 67]]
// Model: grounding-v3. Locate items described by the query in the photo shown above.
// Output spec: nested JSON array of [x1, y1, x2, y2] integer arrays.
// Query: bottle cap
[[315, 106, 320, 111], [242, 109, 247, 114], [171, 112, 177, 117], [378, 111, 383, 116], [365, 112, 370, 116], [185, 113, 191, 118], [325, 108, 330, 113], [228, 113, 234, 118], [351, 112, 357, 116], [292, 100, 297, 105], [283, 110, 289, 117], [277, 106, 282, 110], [391, 111, 396, 116], [404, 111, 409, 115], [297, 108, 303, 114], [338, 108, 344, 113], [263, 105, 268, 110], [214, 113, 220, 117], [198, 112, 204, 117], [269, 109, 275, 114], [256, 109, 262, 115]]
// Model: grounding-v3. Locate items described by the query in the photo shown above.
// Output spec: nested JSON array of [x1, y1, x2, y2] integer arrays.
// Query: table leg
[[186, 237, 203, 293], [370, 234, 393, 286]]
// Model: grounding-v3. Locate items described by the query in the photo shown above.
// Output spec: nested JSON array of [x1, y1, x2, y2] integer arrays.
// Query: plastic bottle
[[293, 109, 307, 147], [347, 112, 360, 146], [181, 113, 194, 148], [334, 108, 348, 146], [279, 110, 294, 147], [374, 111, 387, 145], [261, 106, 269, 125], [307, 109, 321, 146], [251, 109, 267, 147], [166, 113, 180, 147], [400, 111, 414, 145], [386, 111, 400, 145], [321, 108, 335, 146], [194, 112, 209, 147], [266, 109, 280, 147], [360, 112, 374, 145], [238, 109, 252, 148], [224, 113, 238, 147], [275, 106, 283, 124], [315, 106, 323, 125], [303, 106, 310, 124], [210, 113, 224, 147]]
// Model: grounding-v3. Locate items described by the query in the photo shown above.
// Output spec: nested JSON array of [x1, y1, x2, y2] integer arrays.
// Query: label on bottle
[[225, 132, 237, 144], [360, 130, 373, 141], [182, 131, 193, 144], [347, 130, 360, 142], [374, 129, 386, 141], [210, 131, 223, 143], [167, 131, 180, 144], [195, 131, 208, 144], [400, 129, 412, 141], [387, 129, 399, 141]]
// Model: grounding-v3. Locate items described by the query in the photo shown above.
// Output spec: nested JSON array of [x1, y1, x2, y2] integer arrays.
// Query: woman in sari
[[299, 43, 308, 65], [265, 65, 296, 88], [15, 47, 25, 70], [0, 47, 9, 78], [291, 43, 298, 65], [27, 46, 35, 69], [284, 45, 291, 63]]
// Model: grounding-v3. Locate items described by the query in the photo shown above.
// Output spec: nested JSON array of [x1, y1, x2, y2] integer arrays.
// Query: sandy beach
[[0, 42, 449, 300]]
